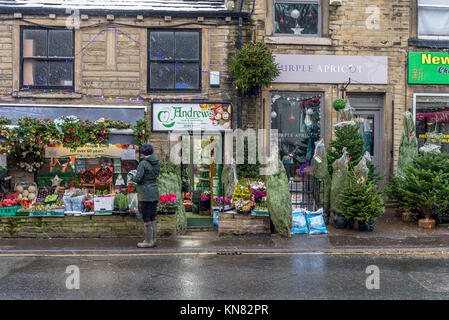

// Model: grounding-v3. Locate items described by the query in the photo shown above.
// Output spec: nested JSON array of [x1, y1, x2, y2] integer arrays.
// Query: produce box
[[94, 196, 114, 214]]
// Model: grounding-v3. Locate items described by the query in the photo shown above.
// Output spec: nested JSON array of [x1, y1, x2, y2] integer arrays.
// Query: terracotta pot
[[418, 218, 435, 229]]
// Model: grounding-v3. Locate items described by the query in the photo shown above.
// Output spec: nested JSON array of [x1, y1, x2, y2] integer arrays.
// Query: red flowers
[[66, 138, 70, 142], [74, 137, 79, 142], [141, 134, 145, 138], [69, 128, 73, 133], [0, 199, 20, 207]]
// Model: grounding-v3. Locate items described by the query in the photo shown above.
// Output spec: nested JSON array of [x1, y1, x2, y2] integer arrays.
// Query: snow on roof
[[0, 0, 228, 12]]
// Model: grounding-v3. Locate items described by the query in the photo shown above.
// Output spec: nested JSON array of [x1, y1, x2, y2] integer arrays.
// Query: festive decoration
[[133, 119, 151, 147], [229, 41, 280, 92], [332, 99, 347, 112], [51, 175, 63, 187], [0, 116, 11, 126]]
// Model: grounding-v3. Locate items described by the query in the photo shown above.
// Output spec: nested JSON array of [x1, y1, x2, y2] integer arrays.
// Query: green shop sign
[[409, 52, 449, 84]]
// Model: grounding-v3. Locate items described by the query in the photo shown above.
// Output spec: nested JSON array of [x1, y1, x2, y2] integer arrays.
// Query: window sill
[[264, 36, 332, 46], [13, 91, 82, 99]]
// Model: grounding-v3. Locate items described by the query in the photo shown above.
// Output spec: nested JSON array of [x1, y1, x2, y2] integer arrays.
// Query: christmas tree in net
[[327, 100, 366, 175]]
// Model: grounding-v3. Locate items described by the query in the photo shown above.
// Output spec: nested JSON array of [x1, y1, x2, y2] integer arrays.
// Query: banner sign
[[273, 54, 388, 84], [152, 103, 232, 132], [45, 143, 136, 159], [409, 52, 449, 84]]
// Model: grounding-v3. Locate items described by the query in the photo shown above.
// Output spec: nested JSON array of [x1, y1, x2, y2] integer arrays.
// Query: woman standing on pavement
[[131, 144, 160, 248]]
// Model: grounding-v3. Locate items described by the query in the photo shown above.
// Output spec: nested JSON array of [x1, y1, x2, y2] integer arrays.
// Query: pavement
[[0, 209, 449, 255]]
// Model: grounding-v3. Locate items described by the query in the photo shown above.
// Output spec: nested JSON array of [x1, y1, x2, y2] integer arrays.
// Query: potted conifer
[[339, 169, 385, 232]]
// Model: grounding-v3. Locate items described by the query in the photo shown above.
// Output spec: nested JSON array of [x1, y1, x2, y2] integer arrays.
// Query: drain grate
[[217, 251, 242, 255]]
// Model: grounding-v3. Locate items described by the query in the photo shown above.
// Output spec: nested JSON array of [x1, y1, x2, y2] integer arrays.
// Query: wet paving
[[1, 253, 449, 300]]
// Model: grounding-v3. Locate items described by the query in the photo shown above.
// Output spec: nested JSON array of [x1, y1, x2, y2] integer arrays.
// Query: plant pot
[[436, 215, 449, 225], [418, 218, 435, 229], [358, 221, 375, 232], [345, 218, 355, 229], [199, 200, 210, 212], [402, 211, 417, 222], [332, 211, 346, 229]]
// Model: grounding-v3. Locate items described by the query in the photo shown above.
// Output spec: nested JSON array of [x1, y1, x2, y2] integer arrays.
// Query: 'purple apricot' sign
[[273, 54, 388, 84]]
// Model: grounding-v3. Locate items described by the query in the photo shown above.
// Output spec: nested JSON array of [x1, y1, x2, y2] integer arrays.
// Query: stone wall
[[218, 212, 271, 235], [0, 214, 176, 238]]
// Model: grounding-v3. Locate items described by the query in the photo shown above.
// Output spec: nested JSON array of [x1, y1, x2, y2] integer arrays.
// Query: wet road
[[1, 252, 449, 299]]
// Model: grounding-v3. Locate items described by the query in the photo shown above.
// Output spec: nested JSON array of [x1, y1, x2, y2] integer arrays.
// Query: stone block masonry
[[0, 215, 176, 239]]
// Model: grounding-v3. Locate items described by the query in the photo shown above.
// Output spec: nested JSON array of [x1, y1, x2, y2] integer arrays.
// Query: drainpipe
[[237, 0, 244, 129]]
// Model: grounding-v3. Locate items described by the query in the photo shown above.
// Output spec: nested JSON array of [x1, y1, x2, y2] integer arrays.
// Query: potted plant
[[249, 181, 267, 204], [212, 196, 224, 211], [229, 41, 280, 97], [158, 194, 177, 215], [113, 193, 129, 216], [396, 151, 449, 229], [252, 196, 269, 216], [339, 169, 385, 232], [199, 191, 211, 215]]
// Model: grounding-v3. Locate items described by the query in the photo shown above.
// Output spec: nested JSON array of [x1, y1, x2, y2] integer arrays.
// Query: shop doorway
[[348, 95, 383, 175], [181, 134, 223, 229]]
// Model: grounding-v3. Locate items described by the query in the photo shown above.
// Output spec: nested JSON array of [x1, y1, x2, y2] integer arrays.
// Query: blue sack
[[306, 209, 328, 235], [213, 210, 219, 227], [291, 208, 309, 234]]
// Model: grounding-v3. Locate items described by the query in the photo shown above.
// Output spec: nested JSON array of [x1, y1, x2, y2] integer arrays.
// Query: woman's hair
[[140, 144, 154, 156]]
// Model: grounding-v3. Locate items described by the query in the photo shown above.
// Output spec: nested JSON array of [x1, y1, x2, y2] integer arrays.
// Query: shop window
[[415, 95, 449, 153], [271, 92, 322, 178], [147, 29, 201, 92], [418, 0, 449, 39], [21, 27, 74, 89], [274, 0, 320, 36]]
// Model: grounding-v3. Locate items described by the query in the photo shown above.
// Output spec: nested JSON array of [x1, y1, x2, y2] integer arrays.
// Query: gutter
[[0, 7, 250, 19]]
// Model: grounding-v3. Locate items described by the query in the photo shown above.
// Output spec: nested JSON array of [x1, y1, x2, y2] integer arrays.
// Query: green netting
[[354, 151, 371, 179], [330, 147, 349, 213], [157, 169, 187, 233], [221, 164, 237, 198], [266, 159, 292, 237], [397, 112, 419, 178]]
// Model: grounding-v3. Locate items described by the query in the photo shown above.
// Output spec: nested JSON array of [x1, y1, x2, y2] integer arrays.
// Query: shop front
[[152, 102, 232, 228], [0, 104, 153, 226], [409, 52, 449, 152], [265, 53, 390, 207]]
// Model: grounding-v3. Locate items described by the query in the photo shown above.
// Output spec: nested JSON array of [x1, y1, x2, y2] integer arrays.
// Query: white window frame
[[418, 1, 449, 40], [413, 92, 449, 121], [273, 0, 322, 37]]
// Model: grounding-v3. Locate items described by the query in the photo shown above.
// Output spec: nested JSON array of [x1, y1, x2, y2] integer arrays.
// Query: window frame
[[273, 0, 322, 37], [417, 1, 449, 40], [147, 28, 202, 93], [20, 26, 75, 90]]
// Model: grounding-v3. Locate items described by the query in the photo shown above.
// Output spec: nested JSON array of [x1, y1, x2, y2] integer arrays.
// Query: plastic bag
[[339, 102, 355, 121], [71, 195, 86, 212], [419, 143, 441, 153], [306, 208, 328, 235], [291, 208, 309, 234], [333, 120, 356, 128], [63, 195, 73, 212], [330, 147, 349, 212], [312, 139, 329, 181], [127, 193, 139, 214], [355, 151, 370, 179], [213, 210, 219, 227]]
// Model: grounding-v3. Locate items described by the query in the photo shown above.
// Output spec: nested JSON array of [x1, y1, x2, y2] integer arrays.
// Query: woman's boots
[[137, 221, 156, 248]]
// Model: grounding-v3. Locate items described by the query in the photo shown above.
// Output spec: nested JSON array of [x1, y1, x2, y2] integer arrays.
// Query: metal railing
[[288, 172, 325, 212]]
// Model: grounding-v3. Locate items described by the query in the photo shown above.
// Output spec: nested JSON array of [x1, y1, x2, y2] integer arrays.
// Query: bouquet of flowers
[[249, 181, 267, 198], [201, 191, 211, 202]]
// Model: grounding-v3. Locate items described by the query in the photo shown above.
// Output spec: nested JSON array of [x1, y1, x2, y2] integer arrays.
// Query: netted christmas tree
[[327, 103, 366, 177], [385, 112, 419, 203]]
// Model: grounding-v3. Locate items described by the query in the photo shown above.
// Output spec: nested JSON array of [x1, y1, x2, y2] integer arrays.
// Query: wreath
[[55, 116, 90, 149], [104, 119, 131, 129], [0, 127, 12, 154], [14, 147, 45, 173], [87, 120, 110, 145], [133, 119, 151, 147]]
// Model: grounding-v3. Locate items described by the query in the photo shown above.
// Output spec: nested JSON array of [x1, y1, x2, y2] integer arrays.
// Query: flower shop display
[[252, 196, 269, 216], [232, 184, 254, 214], [158, 194, 177, 215], [199, 191, 211, 215], [212, 196, 233, 212]]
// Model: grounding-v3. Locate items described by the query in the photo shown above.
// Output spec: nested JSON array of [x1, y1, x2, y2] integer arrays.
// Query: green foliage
[[157, 160, 187, 233], [266, 159, 292, 237], [114, 193, 129, 210], [327, 122, 366, 176], [236, 138, 261, 180], [221, 164, 237, 198], [339, 169, 385, 224], [397, 151, 449, 219], [332, 99, 347, 112], [133, 119, 151, 147], [229, 41, 280, 91]]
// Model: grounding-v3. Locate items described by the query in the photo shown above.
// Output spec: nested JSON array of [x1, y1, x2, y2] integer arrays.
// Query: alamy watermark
[[168, 129, 280, 176], [65, 265, 80, 290], [365, 265, 380, 290]]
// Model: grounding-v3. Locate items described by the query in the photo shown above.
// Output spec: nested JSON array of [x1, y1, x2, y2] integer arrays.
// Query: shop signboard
[[45, 143, 137, 159], [273, 54, 388, 84], [409, 52, 449, 84], [152, 103, 232, 132]]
